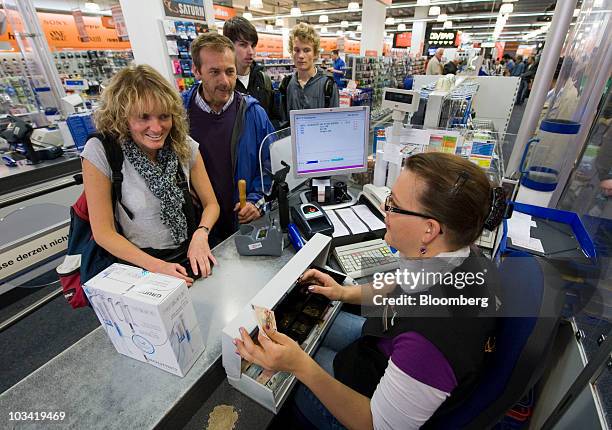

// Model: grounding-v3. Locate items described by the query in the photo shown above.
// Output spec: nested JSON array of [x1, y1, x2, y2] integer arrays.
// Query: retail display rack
[[161, 18, 209, 91], [0, 55, 41, 115], [51, 50, 133, 82]]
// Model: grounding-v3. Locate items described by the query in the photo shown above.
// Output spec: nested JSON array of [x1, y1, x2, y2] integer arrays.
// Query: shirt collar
[[195, 85, 235, 115]]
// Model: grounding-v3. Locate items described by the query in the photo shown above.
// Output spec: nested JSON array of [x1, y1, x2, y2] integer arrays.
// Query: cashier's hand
[[234, 202, 262, 224], [234, 326, 311, 374], [300, 269, 344, 301], [150, 260, 194, 287], [188, 229, 217, 278]]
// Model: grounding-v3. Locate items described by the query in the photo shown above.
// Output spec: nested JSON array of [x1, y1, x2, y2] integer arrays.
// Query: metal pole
[[504, 0, 578, 177], [7, 0, 67, 115]]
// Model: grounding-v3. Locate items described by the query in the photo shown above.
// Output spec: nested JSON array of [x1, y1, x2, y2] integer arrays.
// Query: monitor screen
[[291, 106, 369, 178]]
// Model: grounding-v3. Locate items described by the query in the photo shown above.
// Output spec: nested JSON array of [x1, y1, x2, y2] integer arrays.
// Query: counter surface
[[0, 154, 81, 197], [0, 218, 294, 429]]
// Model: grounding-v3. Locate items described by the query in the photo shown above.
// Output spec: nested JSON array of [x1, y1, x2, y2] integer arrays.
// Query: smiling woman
[[80, 64, 220, 284]]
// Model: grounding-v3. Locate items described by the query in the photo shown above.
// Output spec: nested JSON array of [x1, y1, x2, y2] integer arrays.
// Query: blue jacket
[[182, 85, 275, 208], [512, 61, 526, 77]]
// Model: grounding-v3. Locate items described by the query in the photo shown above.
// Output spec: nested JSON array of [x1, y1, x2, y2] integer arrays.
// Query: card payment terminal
[[290, 202, 334, 239]]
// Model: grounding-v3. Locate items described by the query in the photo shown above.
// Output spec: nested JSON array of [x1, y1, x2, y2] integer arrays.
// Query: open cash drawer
[[221, 234, 348, 413]]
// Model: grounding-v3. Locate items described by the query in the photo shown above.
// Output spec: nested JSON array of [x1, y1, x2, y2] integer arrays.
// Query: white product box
[[222, 234, 344, 413], [84, 263, 204, 377]]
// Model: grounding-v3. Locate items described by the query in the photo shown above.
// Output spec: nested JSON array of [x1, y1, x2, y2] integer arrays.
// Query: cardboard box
[[84, 263, 204, 377]]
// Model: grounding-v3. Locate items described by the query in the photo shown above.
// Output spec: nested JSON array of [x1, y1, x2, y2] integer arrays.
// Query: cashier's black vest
[[333, 248, 499, 428]]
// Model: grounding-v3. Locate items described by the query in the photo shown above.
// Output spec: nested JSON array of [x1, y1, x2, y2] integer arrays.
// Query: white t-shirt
[[80, 136, 199, 249], [237, 73, 250, 89]]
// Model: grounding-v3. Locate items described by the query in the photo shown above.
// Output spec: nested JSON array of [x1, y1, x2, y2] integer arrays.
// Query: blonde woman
[[81, 64, 220, 285]]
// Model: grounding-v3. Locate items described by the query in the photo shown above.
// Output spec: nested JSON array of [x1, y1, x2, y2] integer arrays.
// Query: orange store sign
[[0, 11, 131, 50]]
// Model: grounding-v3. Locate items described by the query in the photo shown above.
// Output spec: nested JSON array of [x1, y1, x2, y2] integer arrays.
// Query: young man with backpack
[[279, 23, 339, 126], [223, 17, 279, 126]]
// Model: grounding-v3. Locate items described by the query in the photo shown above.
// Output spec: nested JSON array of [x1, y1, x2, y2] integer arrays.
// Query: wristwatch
[[196, 225, 210, 234]]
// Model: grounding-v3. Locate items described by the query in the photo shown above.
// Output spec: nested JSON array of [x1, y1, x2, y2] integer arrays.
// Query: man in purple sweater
[[183, 33, 275, 245]]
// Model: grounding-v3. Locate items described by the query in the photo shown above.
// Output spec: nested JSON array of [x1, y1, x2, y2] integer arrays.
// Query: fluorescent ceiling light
[[341, 20, 350, 28], [573, 8, 580, 17], [416, 0, 430, 5], [348, 2, 360, 12], [84, 2, 100, 12], [336, 30, 343, 35], [429, 6, 441, 16], [443, 20, 453, 29], [265, 24, 274, 31], [250, 0, 263, 9], [349, 31, 356, 38], [319, 14, 329, 23], [437, 13, 448, 22], [275, 17, 283, 26], [357, 24, 362, 31], [243, 7, 253, 20], [290, 1, 301, 17], [385, 17, 395, 25], [321, 26, 327, 33], [398, 23, 407, 31], [500, 4, 513, 14]]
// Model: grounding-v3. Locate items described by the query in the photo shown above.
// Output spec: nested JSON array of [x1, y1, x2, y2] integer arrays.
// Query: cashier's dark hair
[[93, 64, 190, 162], [404, 153, 505, 248], [223, 16, 258, 46]]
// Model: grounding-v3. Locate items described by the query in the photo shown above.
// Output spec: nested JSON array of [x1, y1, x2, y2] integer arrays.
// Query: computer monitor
[[290, 106, 369, 179]]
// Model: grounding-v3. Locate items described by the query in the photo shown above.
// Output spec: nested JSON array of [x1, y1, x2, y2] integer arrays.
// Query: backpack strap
[[279, 74, 293, 121], [260, 69, 273, 94], [175, 166, 197, 238], [324, 76, 335, 108], [88, 132, 133, 220]]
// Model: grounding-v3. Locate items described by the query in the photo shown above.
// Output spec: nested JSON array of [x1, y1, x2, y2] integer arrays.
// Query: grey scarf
[[122, 140, 187, 245]]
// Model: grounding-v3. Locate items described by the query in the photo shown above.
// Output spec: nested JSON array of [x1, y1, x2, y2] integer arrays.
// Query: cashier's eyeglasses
[[384, 195, 444, 234]]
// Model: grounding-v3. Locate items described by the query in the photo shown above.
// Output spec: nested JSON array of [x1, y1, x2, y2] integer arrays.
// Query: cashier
[[234, 152, 507, 429]]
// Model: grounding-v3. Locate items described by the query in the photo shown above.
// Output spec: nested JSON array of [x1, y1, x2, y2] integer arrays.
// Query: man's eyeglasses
[[384, 195, 444, 234]]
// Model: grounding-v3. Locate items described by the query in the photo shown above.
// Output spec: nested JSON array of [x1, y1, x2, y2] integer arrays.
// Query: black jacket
[[235, 62, 279, 125]]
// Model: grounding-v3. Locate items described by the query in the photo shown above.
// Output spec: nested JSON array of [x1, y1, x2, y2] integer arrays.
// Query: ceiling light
[[321, 26, 327, 33], [250, 0, 263, 9], [437, 13, 448, 22], [500, 4, 513, 15], [266, 24, 273, 31], [573, 8, 580, 17], [397, 23, 406, 31], [443, 20, 453, 29], [385, 17, 395, 25], [357, 24, 362, 31], [319, 14, 329, 23], [84, 2, 100, 12], [416, 0, 430, 5], [429, 6, 440, 16], [348, 2, 359, 12], [290, 1, 301, 17], [336, 30, 343, 36], [275, 17, 283, 26], [341, 20, 349, 28], [349, 31, 356, 38], [243, 7, 252, 20]]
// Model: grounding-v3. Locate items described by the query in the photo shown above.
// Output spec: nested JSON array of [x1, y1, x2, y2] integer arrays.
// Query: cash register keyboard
[[333, 239, 399, 279]]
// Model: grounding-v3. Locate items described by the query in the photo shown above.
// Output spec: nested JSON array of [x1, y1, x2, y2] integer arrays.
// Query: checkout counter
[[0, 213, 298, 429]]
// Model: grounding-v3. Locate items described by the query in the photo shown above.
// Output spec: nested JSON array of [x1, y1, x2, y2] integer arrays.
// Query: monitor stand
[[299, 177, 358, 210]]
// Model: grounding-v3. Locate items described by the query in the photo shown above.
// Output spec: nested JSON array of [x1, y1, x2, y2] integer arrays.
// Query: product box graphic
[[84, 263, 204, 377]]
